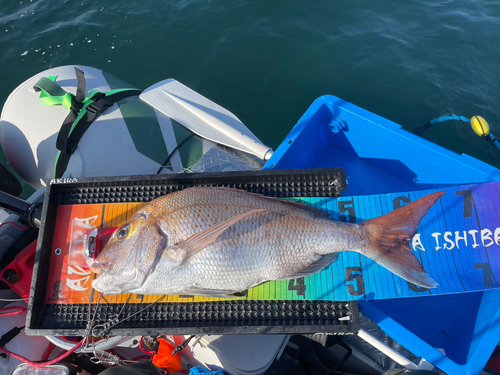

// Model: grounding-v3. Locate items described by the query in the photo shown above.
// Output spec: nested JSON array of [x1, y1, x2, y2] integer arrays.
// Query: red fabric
[[152, 339, 183, 373]]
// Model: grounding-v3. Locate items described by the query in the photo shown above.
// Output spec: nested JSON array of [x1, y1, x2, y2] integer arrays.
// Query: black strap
[[54, 68, 142, 178], [0, 325, 24, 349], [74, 67, 86, 104], [56, 67, 85, 155], [67, 90, 142, 152]]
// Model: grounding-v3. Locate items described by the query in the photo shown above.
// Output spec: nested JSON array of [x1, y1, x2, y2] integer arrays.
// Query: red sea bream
[[91, 187, 444, 296]]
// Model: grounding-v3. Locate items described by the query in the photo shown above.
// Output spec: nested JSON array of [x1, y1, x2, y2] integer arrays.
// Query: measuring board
[[43, 181, 500, 306], [299, 182, 500, 300], [29, 169, 364, 335]]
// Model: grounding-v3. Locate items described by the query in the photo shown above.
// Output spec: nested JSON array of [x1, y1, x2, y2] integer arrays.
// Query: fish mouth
[[91, 266, 144, 295], [91, 278, 123, 295], [90, 261, 108, 275]]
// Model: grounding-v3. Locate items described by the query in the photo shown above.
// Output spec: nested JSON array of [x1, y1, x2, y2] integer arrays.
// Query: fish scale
[[91, 187, 444, 295]]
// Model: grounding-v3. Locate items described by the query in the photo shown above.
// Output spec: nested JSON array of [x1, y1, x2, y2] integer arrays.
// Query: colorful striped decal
[[47, 182, 500, 304]]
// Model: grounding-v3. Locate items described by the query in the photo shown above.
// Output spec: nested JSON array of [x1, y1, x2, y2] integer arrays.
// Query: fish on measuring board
[[90, 187, 444, 296]]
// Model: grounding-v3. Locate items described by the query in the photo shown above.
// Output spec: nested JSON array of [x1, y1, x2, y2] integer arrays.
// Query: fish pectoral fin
[[176, 208, 266, 262], [276, 253, 339, 280], [163, 245, 187, 268]]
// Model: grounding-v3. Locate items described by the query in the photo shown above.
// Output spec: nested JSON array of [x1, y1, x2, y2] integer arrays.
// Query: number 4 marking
[[288, 278, 306, 298]]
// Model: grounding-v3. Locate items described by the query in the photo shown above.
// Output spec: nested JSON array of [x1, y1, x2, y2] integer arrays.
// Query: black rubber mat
[[28, 168, 360, 336]]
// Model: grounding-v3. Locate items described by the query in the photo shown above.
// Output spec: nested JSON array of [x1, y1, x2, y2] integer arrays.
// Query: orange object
[[152, 338, 183, 373]]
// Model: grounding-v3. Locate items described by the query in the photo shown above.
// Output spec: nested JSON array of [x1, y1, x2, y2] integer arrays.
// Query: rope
[[0, 306, 26, 317], [429, 114, 470, 124], [0, 222, 29, 230], [41, 342, 56, 361], [0, 304, 86, 366], [0, 338, 85, 367], [413, 114, 471, 136]]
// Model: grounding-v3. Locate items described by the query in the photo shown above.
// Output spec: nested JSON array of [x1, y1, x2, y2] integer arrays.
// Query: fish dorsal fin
[[277, 200, 330, 218], [275, 253, 339, 280], [173, 208, 266, 264], [192, 187, 329, 218]]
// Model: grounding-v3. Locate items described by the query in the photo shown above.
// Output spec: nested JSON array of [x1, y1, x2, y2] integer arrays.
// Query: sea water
[[1, 0, 500, 197]]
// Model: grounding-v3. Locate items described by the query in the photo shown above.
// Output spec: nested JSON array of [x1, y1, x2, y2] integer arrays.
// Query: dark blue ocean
[[1, 0, 500, 197]]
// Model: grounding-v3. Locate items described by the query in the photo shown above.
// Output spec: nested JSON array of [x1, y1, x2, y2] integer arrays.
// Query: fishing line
[[91, 293, 132, 337], [85, 291, 102, 338], [156, 133, 197, 174], [0, 298, 28, 302], [129, 354, 153, 361], [113, 295, 166, 327], [90, 294, 166, 337], [84, 290, 103, 360]]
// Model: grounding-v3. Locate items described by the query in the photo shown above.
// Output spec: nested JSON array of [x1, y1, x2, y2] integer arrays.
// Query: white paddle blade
[[140, 79, 273, 160]]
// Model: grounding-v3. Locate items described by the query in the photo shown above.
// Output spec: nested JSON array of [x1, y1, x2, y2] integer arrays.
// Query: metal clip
[[84, 235, 96, 258], [91, 315, 120, 337], [91, 295, 131, 336], [90, 351, 120, 366]]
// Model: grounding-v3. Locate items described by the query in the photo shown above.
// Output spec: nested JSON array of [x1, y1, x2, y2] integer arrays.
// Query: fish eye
[[116, 226, 129, 240]]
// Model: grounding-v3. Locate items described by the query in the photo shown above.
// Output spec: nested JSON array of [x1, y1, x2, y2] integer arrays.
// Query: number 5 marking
[[345, 266, 365, 296], [339, 199, 356, 223]]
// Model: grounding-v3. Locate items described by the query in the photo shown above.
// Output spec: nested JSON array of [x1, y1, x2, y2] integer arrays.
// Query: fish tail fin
[[359, 191, 445, 288]]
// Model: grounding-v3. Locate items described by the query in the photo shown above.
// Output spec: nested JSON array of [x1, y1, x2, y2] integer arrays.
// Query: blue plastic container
[[359, 291, 500, 374], [266, 95, 500, 196], [264, 95, 500, 374]]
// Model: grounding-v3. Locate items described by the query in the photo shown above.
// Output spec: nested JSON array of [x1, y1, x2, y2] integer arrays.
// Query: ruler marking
[[51, 182, 500, 304], [361, 195, 375, 298], [492, 183, 500, 282], [462, 185, 484, 290], [448, 187, 470, 291], [476, 184, 493, 284], [478, 184, 500, 287], [373, 195, 388, 297], [485, 184, 500, 286], [439, 191, 460, 293], [471, 185, 489, 265]]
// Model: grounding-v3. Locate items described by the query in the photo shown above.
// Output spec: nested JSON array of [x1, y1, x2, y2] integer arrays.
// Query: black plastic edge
[[27, 183, 57, 335], [27, 169, 356, 336], [49, 168, 347, 197]]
